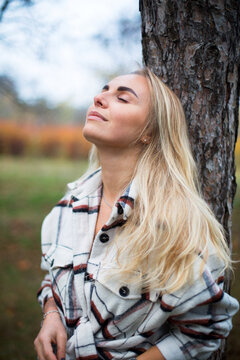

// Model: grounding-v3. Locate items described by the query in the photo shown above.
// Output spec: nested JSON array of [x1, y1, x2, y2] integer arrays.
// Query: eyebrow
[[102, 84, 139, 99]]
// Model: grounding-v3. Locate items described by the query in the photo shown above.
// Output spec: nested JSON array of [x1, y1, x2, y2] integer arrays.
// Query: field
[[0, 156, 239, 359]]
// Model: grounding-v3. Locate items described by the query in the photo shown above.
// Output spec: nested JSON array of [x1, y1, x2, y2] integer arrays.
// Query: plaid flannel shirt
[[37, 168, 239, 360]]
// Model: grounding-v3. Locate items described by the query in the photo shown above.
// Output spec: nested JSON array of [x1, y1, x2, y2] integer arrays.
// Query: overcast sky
[[0, 0, 142, 107]]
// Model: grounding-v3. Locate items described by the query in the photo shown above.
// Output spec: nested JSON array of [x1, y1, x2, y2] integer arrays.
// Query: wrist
[[43, 297, 58, 312], [43, 309, 60, 320]]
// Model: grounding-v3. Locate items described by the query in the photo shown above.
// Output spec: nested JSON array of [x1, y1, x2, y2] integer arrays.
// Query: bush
[[0, 121, 30, 156], [0, 121, 91, 159]]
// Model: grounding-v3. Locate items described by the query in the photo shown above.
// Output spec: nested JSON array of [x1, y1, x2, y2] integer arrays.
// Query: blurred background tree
[[0, 0, 33, 21]]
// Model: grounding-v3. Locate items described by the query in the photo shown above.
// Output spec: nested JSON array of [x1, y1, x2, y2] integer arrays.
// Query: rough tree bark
[[140, 0, 239, 359]]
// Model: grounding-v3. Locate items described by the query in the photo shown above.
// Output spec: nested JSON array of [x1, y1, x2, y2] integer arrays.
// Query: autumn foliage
[[0, 120, 91, 158], [235, 135, 240, 167], [0, 119, 239, 161]]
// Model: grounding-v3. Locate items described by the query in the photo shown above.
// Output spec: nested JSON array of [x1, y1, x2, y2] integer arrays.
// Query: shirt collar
[[67, 168, 102, 199], [67, 168, 137, 221]]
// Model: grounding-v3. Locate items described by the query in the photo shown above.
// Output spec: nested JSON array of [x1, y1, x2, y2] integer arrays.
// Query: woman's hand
[[34, 299, 67, 360], [136, 345, 166, 360]]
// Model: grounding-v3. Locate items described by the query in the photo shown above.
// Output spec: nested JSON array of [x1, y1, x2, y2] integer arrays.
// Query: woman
[[34, 68, 239, 360]]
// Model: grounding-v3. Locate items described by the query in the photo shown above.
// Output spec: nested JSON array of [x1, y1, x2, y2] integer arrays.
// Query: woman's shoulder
[[161, 249, 226, 314], [42, 167, 102, 223], [193, 244, 225, 286]]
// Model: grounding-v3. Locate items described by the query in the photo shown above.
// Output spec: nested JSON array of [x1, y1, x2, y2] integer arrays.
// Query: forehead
[[108, 74, 150, 99]]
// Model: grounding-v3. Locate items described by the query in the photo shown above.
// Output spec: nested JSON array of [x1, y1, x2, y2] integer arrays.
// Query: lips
[[88, 111, 108, 122]]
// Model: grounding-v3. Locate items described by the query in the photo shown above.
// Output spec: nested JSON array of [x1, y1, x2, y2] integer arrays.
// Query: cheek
[[108, 115, 146, 146], [112, 111, 146, 133]]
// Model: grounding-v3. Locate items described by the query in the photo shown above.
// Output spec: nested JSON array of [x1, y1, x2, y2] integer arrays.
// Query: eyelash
[[118, 97, 128, 103]]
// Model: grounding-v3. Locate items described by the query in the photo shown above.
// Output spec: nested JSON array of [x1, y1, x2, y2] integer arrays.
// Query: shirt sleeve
[[37, 208, 57, 309], [37, 272, 53, 309], [156, 254, 239, 360], [37, 192, 73, 310]]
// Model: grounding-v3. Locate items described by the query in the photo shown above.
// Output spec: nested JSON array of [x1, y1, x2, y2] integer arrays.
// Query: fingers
[[34, 312, 67, 360], [56, 331, 67, 360], [34, 335, 57, 360]]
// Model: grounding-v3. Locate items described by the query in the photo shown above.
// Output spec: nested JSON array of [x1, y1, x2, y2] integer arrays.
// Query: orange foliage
[[0, 120, 91, 159], [235, 136, 240, 167], [38, 125, 91, 158], [0, 121, 30, 156], [235, 136, 240, 155], [0, 119, 238, 163]]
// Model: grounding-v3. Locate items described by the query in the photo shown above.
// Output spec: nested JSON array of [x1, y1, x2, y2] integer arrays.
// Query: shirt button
[[118, 205, 123, 215], [119, 286, 129, 297], [84, 273, 90, 281], [99, 233, 109, 243]]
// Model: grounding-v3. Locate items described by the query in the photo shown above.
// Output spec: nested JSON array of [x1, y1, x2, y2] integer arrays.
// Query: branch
[[0, 0, 33, 22], [0, 0, 12, 21]]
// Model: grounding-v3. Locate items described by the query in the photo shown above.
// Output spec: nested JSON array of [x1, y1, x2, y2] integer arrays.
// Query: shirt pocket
[[96, 266, 142, 300], [92, 266, 159, 339], [95, 265, 159, 302], [44, 245, 73, 269]]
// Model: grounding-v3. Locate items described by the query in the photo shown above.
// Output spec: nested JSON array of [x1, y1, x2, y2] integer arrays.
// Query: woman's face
[[83, 74, 150, 150]]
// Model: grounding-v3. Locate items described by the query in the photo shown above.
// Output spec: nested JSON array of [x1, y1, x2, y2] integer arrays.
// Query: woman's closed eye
[[118, 97, 128, 103]]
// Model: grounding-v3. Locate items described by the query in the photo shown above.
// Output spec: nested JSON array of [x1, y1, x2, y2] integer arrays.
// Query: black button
[[99, 233, 109, 243], [119, 286, 129, 297], [118, 205, 123, 215], [84, 273, 90, 281]]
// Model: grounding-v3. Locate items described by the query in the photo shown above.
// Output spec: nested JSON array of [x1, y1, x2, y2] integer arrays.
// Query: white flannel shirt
[[37, 168, 239, 360]]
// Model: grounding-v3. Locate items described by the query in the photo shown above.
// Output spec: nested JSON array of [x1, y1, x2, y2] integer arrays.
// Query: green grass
[[227, 174, 240, 359], [0, 156, 239, 359], [0, 156, 87, 360]]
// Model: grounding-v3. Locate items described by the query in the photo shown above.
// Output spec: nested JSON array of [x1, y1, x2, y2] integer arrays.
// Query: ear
[[141, 135, 151, 144]]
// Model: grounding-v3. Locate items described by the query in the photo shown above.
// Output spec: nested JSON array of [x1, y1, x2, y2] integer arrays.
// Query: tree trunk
[[140, 0, 239, 359]]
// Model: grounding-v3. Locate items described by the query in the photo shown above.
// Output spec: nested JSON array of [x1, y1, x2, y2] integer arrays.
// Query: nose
[[94, 92, 108, 108]]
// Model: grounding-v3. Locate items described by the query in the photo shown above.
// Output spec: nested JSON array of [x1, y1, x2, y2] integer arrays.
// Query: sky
[[0, 0, 142, 107]]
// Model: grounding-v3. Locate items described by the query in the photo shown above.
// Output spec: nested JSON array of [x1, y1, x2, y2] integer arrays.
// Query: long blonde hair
[[87, 67, 231, 293]]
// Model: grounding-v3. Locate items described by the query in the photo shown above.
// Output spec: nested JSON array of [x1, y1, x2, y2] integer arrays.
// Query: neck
[[97, 146, 140, 202]]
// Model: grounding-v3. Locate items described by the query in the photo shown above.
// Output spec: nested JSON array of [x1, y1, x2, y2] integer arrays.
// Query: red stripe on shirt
[[198, 289, 223, 306]]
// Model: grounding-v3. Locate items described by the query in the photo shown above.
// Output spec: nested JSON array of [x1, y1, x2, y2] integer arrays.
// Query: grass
[[0, 155, 239, 359], [0, 156, 87, 360]]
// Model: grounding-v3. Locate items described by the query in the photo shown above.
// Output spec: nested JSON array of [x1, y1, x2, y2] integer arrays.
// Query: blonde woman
[[34, 68, 239, 360]]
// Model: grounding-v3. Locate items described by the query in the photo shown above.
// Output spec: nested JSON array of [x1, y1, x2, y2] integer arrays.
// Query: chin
[[82, 130, 95, 144], [83, 127, 103, 146], [83, 123, 95, 140]]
